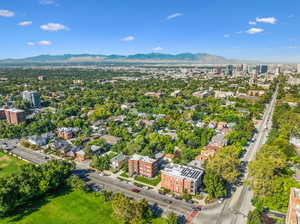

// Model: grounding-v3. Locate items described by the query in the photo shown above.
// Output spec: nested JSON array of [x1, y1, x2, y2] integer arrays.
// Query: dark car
[[131, 188, 140, 193], [163, 199, 172, 204]]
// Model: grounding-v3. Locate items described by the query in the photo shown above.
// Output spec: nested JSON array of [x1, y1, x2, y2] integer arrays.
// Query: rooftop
[[162, 164, 204, 181], [5, 108, 25, 113], [130, 154, 157, 163], [294, 188, 300, 199]]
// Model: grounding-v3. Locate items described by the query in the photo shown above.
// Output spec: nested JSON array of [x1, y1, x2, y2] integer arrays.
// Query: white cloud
[[38, 40, 52, 45], [152, 47, 163, 51], [256, 17, 277, 24], [40, 0, 56, 5], [235, 31, 243, 34], [18, 21, 32, 26], [224, 34, 230, 38], [27, 40, 52, 46], [288, 14, 295, 18], [27, 42, 36, 46], [166, 13, 183, 20], [246, 27, 264, 34], [0, 9, 15, 17], [40, 23, 69, 31], [121, 36, 135, 42], [249, 21, 257, 25]]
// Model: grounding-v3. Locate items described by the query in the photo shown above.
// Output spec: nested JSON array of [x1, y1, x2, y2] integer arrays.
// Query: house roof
[[100, 135, 121, 145]]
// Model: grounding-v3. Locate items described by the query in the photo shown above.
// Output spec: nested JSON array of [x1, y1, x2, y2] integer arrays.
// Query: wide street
[[195, 87, 278, 224]]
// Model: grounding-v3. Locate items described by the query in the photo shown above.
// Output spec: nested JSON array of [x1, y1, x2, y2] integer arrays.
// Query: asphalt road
[[195, 87, 278, 224], [1, 140, 195, 216]]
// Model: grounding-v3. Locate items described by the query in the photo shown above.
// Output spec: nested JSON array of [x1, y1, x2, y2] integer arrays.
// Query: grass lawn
[[0, 152, 27, 178], [152, 218, 168, 224], [135, 174, 161, 186], [0, 190, 122, 224]]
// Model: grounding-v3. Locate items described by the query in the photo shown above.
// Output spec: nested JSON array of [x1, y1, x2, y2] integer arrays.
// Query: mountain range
[[0, 53, 240, 65]]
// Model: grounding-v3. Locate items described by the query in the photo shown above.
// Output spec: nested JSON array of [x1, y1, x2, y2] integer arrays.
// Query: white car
[[218, 198, 225, 204]]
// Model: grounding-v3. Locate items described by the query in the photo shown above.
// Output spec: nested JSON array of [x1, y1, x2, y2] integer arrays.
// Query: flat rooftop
[[294, 188, 300, 199], [5, 108, 25, 113], [130, 154, 156, 163], [162, 164, 204, 181]]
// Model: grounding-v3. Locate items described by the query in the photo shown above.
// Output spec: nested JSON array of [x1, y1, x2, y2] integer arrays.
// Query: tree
[[203, 169, 227, 198], [111, 193, 153, 224], [247, 209, 262, 224], [166, 212, 178, 224], [67, 175, 87, 191], [91, 155, 111, 171], [102, 190, 113, 202], [206, 148, 240, 183]]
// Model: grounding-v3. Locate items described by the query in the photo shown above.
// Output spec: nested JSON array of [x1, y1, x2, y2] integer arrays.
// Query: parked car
[[131, 188, 140, 193], [218, 198, 225, 204], [163, 199, 172, 204]]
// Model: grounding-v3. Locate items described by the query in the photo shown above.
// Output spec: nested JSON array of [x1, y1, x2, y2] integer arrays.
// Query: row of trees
[[249, 80, 300, 212], [0, 159, 75, 216]]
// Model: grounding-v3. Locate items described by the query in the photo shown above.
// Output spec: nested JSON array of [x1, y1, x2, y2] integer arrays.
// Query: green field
[[0, 190, 168, 224], [0, 152, 27, 177], [0, 190, 122, 224], [0, 187, 167, 224]]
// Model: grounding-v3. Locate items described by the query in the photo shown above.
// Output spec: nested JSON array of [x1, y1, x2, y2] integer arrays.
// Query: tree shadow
[[6, 188, 71, 223]]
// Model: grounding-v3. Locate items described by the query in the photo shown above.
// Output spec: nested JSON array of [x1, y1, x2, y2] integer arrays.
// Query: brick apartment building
[[0, 108, 6, 120], [57, 127, 80, 140], [4, 108, 26, 125], [286, 188, 300, 224], [161, 164, 204, 194], [128, 154, 160, 178]]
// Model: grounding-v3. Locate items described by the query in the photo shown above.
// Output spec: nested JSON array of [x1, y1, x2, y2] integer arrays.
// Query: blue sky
[[0, 0, 299, 62]]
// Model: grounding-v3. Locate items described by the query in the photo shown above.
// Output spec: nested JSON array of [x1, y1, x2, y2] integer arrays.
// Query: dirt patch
[[0, 155, 12, 162], [0, 163, 8, 168]]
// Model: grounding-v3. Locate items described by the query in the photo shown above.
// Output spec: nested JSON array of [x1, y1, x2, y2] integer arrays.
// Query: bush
[[67, 175, 88, 191]]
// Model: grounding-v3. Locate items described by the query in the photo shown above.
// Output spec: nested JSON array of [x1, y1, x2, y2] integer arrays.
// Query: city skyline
[[0, 0, 300, 62]]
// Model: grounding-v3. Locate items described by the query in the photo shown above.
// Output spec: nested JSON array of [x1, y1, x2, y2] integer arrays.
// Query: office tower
[[227, 65, 234, 75], [22, 91, 41, 108], [297, 64, 300, 74], [256, 65, 268, 74]]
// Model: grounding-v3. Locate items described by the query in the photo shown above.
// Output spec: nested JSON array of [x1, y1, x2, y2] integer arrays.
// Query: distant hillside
[[0, 53, 239, 65]]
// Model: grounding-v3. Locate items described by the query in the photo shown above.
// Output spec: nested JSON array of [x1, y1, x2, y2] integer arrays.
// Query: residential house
[[290, 137, 300, 149], [145, 92, 163, 98], [214, 91, 235, 99], [110, 153, 128, 170], [209, 133, 228, 147], [28, 136, 48, 146], [75, 150, 86, 161], [100, 135, 121, 145], [57, 127, 80, 140]]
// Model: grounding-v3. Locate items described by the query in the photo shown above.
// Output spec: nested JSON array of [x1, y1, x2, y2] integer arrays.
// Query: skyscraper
[[256, 65, 268, 74], [227, 65, 234, 75], [297, 64, 300, 74], [22, 91, 41, 108]]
